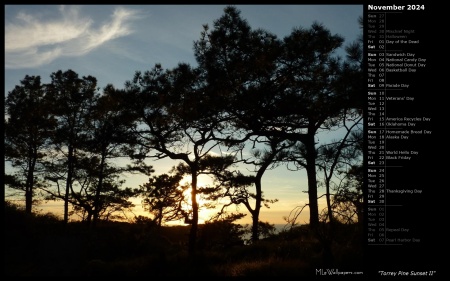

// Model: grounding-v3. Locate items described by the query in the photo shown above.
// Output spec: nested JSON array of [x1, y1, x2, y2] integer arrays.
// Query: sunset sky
[[4, 4, 363, 225]]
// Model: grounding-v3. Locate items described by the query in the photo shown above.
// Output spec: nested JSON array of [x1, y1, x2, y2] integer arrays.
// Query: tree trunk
[[64, 145, 74, 224], [188, 171, 199, 255], [325, 178, 334, 225], [251, 175, 263, 243], [25, 151, 37, 215], [305, 133, 319, 230], [92, 148, 107, 228]]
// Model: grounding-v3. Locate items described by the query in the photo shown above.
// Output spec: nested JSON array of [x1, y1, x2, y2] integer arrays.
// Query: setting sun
[[179, 174, 219, 224]]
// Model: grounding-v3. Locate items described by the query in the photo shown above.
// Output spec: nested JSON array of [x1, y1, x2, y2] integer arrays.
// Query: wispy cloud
[[5, 6, 141, 69]]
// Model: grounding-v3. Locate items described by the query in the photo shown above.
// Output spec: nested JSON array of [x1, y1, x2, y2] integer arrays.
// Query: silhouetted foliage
[[138, 172, 187, 226], [5, 75, 56, 214], [4, 5, 363, 274], [193, 6, 363, 236], [125, 61, 242, 254], [43, 69, 99, 224]]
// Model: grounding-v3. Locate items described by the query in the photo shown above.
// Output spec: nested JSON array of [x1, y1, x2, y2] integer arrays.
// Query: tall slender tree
[[83, 85, 150, 227], [45, 69, 98, 224], [193, 6, 285, 241], [5, 75, 55, 214]]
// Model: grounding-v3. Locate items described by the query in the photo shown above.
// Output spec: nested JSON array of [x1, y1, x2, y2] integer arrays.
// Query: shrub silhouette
[[5, 201, 362, 276]]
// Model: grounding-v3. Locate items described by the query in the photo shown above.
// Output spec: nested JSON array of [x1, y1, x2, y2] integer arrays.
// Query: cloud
[[5, 6, 141, 69]]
